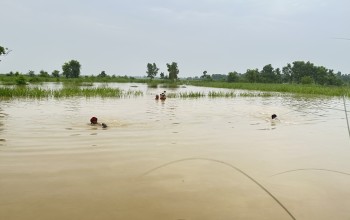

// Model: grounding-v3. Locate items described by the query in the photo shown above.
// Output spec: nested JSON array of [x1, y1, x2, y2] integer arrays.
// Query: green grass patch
[[0, 86, 143, 98], [187, 81, 350, 97]]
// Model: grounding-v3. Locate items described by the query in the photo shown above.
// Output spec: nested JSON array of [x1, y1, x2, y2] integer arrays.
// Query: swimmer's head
[[101, 123, 107, 128], [271, 114, 277, 119], [90, 117, 98, 124]]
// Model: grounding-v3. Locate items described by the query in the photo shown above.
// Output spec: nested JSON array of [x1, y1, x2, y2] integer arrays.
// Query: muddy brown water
[[1, 83, 350, 220]]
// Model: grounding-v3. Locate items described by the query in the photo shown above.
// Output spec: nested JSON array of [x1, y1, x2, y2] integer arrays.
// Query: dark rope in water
[[140, 157, 296, 220], [343, 95, 350, 140], [271, 168, 350, 177]]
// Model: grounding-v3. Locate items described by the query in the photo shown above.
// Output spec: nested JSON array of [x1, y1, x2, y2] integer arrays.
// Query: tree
[[98, 71, 107, 77], [227, 71, 239, 82], [160, 72, 165, 79], [0, 46, 7, 56], [39, 70, 49, 77], [27, 70, 36, 77], [146, 63, 159, 79], [244, 69, 259, 83], [200, 70, 212, 80], [282, 63, 292, 83], [260, 64, 276, 83], [0, 45, 11, 61], [62, 60, 81, 78], [52, 70, 60, 78], [166, 62, 179, 81]]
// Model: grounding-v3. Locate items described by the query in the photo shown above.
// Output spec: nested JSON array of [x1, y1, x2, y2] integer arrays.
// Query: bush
[[301, 76, 314, 85], [16, 75, 27, 85]]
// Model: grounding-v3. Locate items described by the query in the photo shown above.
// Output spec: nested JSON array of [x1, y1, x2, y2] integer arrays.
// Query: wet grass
[[0, 86, 143, 98], [188, 81, 350, 97], [165, 91, 279, 98], [167, 92, 205, 98]]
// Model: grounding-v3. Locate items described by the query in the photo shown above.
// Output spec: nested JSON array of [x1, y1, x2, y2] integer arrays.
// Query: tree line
[[195, 61, 349, 86], [148, 61, 348, 86], [1, 42, 349, 86]]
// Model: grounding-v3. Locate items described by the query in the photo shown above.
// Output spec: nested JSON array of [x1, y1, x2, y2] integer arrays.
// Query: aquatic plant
[[188, 81, 350, 97], [0, 86, 143, 98], [208, 91, 236, 98], [0, 87, 49, 98], [166, 92, 205, 98]]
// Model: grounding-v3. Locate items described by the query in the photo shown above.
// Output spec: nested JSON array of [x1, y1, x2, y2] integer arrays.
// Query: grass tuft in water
[[0, 87, 143, 98]]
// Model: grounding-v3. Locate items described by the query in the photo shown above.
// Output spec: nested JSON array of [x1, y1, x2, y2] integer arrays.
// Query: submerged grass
[[187, 81, 350, 97], [167, 92, 205, 98], [0, 86, 143, 98]]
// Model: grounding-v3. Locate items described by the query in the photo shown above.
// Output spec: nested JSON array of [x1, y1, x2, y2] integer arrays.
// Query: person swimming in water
[[160, 91, 166, 100], [155, 94, 160, 100], [90, 117, 107, 128], [271, 114, 277, 120]]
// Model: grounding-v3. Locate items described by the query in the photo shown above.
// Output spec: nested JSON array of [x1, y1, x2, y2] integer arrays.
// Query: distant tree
[[52, 70, 60, 78], [211, 74, 227, 81], [62, 60, 81, 78], [244, 69, 259, 83], [0, 46, 11, 61], [27, 70, 36, 77], [146, 63, 159, 79], [200, 70, 212, 80], [166, 62, 179, 81], [98, 71, 107, 77], [39, 70, 49, 77], [282, 63, 292, 83], [160, 72, 165, 79], [275, 68, 282, 83], [260, 64, 276, 83], [0, 46, 7, 55], [227, 71, 239, 82]]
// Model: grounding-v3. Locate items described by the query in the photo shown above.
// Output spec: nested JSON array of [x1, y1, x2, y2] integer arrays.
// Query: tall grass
[[0, 87, 143, 98], [0, 87, 50, 98], [167, 92, 205, 98], [188, 81, 350, 97]]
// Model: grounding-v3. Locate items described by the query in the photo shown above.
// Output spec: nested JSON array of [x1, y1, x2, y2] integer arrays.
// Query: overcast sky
[[1, 0, 349, 77]]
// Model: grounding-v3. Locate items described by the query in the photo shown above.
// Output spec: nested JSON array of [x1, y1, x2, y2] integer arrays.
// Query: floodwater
[[1, 83, 350, 220]]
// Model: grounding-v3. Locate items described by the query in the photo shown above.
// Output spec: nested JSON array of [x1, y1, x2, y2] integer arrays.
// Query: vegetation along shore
[[1, 56, 350, 98]]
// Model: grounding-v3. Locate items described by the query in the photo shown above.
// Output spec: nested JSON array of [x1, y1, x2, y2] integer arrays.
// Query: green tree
[[166, 62, 179, 81], [39, 70, 49, 77], [62, 60, 81, 78], [260, 64, 276, 83], [160, 72, 165, 79], [98, 71, 107, 77], [27, 70, 36, 77], [146, 63, 159, 79], [282, 63, 292, 83], [227, 71, 239, 82], [275, 68, 282, 83], [200, 70, 212, 80], [52, 70, 60, 78], [0, 46, 7, 55], [244, 69, 259, 83], [0, 46, 11, 61]]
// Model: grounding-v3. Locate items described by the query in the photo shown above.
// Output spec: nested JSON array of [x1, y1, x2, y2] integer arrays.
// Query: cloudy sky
[[1, 0, 349, 77]]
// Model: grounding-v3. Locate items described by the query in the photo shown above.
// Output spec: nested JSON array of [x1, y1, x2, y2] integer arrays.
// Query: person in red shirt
[[90, 117, 107, 128]]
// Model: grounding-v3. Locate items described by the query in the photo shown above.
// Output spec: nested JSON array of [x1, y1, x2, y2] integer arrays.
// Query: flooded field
[[1, 83, 350, 220]]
